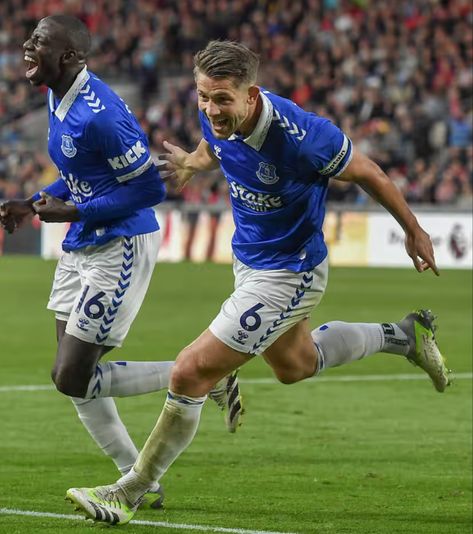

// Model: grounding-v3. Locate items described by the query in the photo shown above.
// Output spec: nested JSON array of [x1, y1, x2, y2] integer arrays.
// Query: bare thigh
[[263, 318, 320, 384], [170, 329, 252, 397]]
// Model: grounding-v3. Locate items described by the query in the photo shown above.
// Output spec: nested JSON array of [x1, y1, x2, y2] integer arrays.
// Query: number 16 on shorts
[[68, 282, 117, 345], [75, 285, 107, 320]]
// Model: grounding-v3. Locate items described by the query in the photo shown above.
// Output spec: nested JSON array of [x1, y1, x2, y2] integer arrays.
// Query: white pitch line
[[241, 372, 473, 384], [0, 508, 296, 534], [0, 384, 54, 392], [0, 372, 471, 392]]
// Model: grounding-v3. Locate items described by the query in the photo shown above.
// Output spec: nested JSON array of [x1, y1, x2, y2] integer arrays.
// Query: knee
[[52, 365, 91, 398], [273, 353, 316, 385], [273, 367, 306, 385], [170, 347, 212, 394], [170, 348, 199, 391]]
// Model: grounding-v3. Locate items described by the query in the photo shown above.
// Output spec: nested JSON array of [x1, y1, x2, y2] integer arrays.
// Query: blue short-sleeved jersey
[[47, 67, 159, 251], [200, 89, 353, 272]]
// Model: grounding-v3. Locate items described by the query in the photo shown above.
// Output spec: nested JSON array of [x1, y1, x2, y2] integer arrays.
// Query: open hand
[[156, 140, 195, 192]]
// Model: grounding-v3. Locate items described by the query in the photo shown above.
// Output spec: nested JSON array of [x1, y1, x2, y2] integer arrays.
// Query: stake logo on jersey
[[61, 135, 77, 158], [199, 89, 353, 272], [46, 67, 159, 251], [229, 181, 282, 212], [59, 170, 93, 203]]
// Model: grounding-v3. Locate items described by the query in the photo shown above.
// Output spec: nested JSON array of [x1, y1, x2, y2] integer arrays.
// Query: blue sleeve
[[31, 178, 70, 202], [76, 165, 166, 226], [87, 107, 154, 183], [199, 111, 213, 143], [298, 118, 353, 178]]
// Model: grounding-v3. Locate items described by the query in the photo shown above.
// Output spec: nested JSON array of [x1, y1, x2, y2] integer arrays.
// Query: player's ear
[[62, 49, 77, 65], [248, 85, 259, 104]]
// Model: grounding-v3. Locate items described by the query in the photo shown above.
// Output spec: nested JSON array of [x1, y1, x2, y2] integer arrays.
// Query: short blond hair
[[194, 41, 259, 85]]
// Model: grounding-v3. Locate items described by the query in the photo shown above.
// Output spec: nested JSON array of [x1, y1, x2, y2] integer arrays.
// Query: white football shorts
[[209, 256, 328, 355], [47, 231, 161, 347]]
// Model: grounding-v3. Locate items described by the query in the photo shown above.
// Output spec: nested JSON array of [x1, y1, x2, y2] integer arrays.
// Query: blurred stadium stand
[[0, 0, 471, 207]]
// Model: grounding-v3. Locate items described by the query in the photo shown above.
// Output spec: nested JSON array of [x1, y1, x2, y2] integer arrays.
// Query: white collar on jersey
[[228, 90, 273, 151], [49, 66, 90, 122]]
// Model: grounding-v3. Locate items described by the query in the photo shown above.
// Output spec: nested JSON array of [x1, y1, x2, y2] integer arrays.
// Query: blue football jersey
[[46, 67, 159, 251], [199, 89, 353, 272]]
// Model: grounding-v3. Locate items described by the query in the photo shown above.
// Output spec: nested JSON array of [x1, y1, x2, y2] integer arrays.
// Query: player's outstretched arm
[[336, 149, 439, 275], [158, 139, 220, 192]]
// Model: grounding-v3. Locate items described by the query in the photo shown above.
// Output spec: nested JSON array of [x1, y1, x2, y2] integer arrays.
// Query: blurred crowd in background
[[1, 0, 471, 206]]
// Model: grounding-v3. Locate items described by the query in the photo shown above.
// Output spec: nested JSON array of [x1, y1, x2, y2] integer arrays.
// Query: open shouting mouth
[[24, 55, 39, 79]]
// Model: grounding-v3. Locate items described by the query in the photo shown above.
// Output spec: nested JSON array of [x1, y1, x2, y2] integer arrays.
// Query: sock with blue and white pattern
[[84, 360, 174, 399]]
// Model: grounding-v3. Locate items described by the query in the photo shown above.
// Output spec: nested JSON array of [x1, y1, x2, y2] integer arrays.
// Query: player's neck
[[50, 66, 84, 99], [238, 94, 263, 138]]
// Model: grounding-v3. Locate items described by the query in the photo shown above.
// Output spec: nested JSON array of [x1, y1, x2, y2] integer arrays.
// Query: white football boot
[[209, 370, 244, 433], [397, 309, 451, 392], [66, 484, 139, 525]]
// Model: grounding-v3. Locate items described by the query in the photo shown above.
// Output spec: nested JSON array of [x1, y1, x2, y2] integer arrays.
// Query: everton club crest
[[256, 161, 279, 185], [61, 134, 77, 158]]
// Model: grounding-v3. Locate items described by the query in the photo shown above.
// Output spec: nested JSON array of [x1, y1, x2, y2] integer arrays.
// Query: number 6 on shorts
[[240, 302, 264, 332]]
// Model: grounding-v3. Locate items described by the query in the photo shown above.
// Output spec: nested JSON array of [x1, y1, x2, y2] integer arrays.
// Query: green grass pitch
[[0, 257, 471, 534]]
